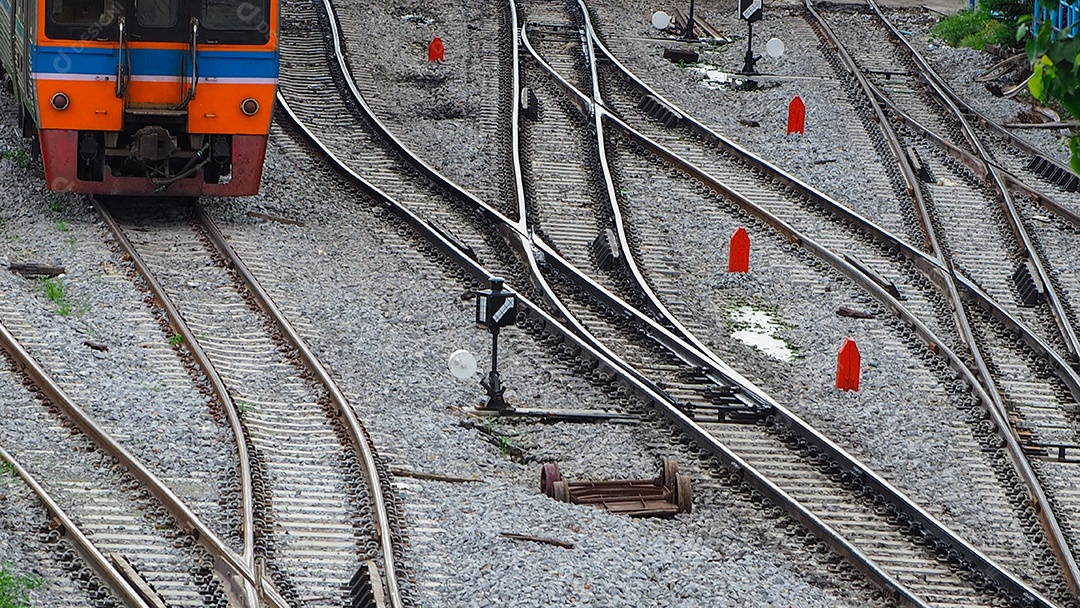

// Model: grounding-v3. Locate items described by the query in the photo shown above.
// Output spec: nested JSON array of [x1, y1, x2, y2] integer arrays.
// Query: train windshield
[[202, 0, 269, 31], [48, 0, 116, 26], [136, 0, 179, 28], [200, 0, 271, 44]]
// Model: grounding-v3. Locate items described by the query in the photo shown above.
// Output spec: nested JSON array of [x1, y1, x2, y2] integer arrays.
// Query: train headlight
[[51, 92, 70, 111], [240, 98, 259, 116]]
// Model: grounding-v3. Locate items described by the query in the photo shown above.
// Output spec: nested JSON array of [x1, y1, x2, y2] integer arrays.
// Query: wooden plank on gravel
[[388, 467, 483, 483], [499, 532, 575, 549], [9, 262, 65, 278]]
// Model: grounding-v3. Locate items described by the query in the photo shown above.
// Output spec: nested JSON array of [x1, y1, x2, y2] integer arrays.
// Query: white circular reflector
[[766, 37, 785, 58], [448, 350, 477, 379], [651, 11, 672, 30]]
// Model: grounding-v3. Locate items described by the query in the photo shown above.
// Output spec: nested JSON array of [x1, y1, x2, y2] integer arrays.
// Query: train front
[[35, 1, 278, 196]]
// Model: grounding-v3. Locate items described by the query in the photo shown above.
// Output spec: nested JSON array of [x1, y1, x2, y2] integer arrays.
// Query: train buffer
[[540, 458, 691, 517]]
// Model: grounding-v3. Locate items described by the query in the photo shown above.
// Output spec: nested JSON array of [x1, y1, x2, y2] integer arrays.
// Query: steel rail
[[521, 11, 1058, 605], [277, 78, 935, 607], [799, 1, 937, 254], [319, 0, 525, 233], [319, 0, 563, 312], [90, 197, 260, 608], [194, 207, 403, 608], [801, 3, 1080, 596], [292, 4, 1057, 602], [582, 13, 1080, 597], [316, 0, 633, 362], [522, 17, 752, 377], [0, 297, 289, 608], [577, 0, 733, 348], [870, 86, 1080, 231], [506, 0, 633, 359], [864, 0, 1080, 367], [840, 4, 1080, 593], [0, 444, 152, 608], [865, 1, 1080, 224]]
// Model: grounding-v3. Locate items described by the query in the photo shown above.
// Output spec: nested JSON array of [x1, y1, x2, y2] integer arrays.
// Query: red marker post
[[787, 96, 805, 135], [728, 227, 750, 273], [428, 37, 445, 62], [836, 337, 860, 392]]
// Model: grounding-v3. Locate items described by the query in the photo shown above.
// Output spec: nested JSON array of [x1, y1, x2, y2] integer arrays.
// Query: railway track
[[278, 0, 524, 292], [577, 3, 1080, 603], [522, 0, 1080, 600], [280, 0, 1062, 604], [271, 0, 1080, 603], [329, 0, 517, 219], [0, 291, 244, 604], [90, 197, 404, 608], [815, 5, 1079, 359], [804, 3, 1080, 599], [0, 443, 138, 608]]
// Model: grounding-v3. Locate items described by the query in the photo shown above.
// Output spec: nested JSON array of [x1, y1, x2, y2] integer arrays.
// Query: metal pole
[[484, 326, 506, 410], [684, 0, 696, 39], [490, 326, 499, 383], [742, 19, 755, 74]]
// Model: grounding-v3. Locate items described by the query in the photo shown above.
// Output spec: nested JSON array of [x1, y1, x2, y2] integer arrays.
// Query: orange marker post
[[836, 337, 860, 392], [728, 226, 750, 273], [787, 96, 805, 135], [428, 37, 445, 62]]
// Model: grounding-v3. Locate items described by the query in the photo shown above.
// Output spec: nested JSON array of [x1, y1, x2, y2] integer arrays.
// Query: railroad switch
[[845, 254, 904, 301]]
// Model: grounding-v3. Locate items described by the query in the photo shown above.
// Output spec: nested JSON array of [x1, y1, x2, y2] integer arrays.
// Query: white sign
[[766, 37, 784, 58], [740, 0, 762, 21]]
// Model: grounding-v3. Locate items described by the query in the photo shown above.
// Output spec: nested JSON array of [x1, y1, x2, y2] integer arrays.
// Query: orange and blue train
[[0, 0, 278, 196]]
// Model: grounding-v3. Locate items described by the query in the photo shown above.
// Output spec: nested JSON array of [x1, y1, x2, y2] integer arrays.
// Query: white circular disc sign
[[651, 11, 672, 30], [766, 37, 785, 58], [448, 349, 477, 379]]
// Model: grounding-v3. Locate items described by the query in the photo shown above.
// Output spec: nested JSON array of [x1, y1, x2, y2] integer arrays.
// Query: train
[[0, 0, 278, 196]]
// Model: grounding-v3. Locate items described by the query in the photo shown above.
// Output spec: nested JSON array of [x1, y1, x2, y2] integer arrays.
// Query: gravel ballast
[[0, 0, 1072, 605]]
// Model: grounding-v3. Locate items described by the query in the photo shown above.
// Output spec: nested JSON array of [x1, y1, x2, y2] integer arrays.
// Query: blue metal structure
[[1035, 0, 1080, 39]]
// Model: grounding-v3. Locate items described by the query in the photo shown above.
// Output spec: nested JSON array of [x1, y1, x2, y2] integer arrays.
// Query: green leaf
[[1017, 22, 1030, 43], [1028, 26, 1054, 64], [1069, 137, 1080, 175], [1047, 36, 1080, 63], [1030, 59, 1047, 100]]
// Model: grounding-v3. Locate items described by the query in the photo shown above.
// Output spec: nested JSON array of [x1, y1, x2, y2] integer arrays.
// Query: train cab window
[[46, 0, 118, 39], [48, 0, 116, 26], [136, 0, 179, 28], [200, 0, 270, 44]]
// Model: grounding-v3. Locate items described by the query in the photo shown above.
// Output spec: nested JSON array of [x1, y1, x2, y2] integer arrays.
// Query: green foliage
[[54, 221, 68, 233], [235, 400, 253, 421], [2, 150, 29, 169], [1027, 24, 1080, 172], [37, 277, 71, 316], [0, 562, 43, 608], [46, 196, 64, 213], [0, 461, 15, 481], [168, 334, 184, 347], [981, 0, 1034, 19], [932, 9, 1014, 49]]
